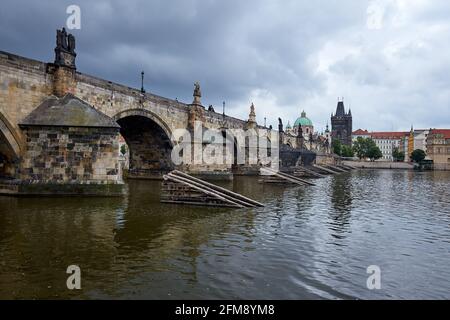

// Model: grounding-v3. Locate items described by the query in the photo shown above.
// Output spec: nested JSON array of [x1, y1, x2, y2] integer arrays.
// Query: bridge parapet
[[0, 29, 284, 195]]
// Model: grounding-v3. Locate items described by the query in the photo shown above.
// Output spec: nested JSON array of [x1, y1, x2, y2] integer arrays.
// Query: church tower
[[331, 99, 352, 146], [408, 126, 415, 161]]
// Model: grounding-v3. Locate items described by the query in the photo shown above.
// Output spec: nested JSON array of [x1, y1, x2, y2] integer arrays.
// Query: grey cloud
[[0, 0, 449, 130]]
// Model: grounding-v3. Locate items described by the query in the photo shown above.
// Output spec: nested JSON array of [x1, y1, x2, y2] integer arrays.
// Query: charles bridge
[[0, 29, 312, 196]]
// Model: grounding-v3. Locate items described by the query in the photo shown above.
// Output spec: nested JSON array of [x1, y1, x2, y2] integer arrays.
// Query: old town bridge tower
[[331, 99, 352, 146]]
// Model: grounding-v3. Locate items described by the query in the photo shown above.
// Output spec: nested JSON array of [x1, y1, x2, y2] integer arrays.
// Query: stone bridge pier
[[0, 29, 279, 196]]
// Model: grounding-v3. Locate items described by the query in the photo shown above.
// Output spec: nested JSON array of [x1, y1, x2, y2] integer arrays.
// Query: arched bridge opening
[[0, 114, 21, 179], [115, 110, 174, 179]]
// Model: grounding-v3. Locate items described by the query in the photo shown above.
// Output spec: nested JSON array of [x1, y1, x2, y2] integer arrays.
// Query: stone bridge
[[0, 29, 294, 195]]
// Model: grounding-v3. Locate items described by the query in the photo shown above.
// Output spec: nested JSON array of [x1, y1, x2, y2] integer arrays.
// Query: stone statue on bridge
[[56, 28, 76, 53], [55, 28, 76, 69], [194, 82, 201, 97], [278, 118, 283, 133], [248, 103, 256, 123], [68, 34, 76, 53], [192, 82, 202, 105], [56, 28, 68, 51]]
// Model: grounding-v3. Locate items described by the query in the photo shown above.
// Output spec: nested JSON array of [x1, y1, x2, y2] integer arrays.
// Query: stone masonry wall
[[75, 73, 190, 135], [20, 126, 120, 184], [0, 50, 276, 180], [0, 52, 54, 144], [1, 50, 260, 143]]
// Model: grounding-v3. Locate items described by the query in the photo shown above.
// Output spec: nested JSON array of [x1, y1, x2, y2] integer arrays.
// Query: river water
[[0, 170, 449, 299]]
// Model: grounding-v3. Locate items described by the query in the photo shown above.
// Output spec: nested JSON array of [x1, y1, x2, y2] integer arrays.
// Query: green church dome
[[294, 111, 313, 127]]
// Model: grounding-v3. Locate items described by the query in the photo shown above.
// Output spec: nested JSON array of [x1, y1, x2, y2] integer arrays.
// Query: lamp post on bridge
[[140, 71, 145, 94], [220, 101, 227, 130]]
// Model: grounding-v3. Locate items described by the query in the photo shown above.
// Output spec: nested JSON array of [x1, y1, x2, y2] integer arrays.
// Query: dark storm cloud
[[1, 0, 449, 130]]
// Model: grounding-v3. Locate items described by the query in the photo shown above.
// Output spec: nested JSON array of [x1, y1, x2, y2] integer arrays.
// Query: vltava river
[[0, 170, 449, 299]]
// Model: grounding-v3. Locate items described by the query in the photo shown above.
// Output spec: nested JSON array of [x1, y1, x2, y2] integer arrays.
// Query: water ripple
[[0, 170, 449, 299]]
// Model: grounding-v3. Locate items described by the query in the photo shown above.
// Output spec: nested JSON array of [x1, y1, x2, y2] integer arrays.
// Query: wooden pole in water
[[298, 166, 326, 178], [261, 167, 316, 186], [171, 170, 265, 207], [167, 172, 258, 208], [313, 164, 339, 174], [325, 165, 347, 173], [341, 164, 357, 170], [163, 175, 244, 208], [276, 171, 316, 186]]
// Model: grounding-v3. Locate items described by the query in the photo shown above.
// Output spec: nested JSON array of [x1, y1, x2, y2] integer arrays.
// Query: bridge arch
[[113, 109, 175, 179], [0, 113, 21, 178], [113, 109, 174, 144]]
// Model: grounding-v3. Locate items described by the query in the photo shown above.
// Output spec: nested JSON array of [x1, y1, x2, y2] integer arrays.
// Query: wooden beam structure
[[161, 171, 264, 208], [312, 164, 338, 174], [295, 166, 326, 178], [260, 167, 316, 186], [324, 165, 347, 173]]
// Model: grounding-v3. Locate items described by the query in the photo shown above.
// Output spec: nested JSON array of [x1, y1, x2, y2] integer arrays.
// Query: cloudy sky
[[1, 0, 449, 131]]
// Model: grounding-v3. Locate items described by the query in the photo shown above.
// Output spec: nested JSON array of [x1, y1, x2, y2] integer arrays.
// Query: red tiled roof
[[352, 129, 369, 135], [429, 129, 450, 139], [370, 132, 409, 139]]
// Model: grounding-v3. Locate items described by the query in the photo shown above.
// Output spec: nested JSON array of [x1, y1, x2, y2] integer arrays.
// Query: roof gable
[[352, 129, 369, 135], [430, 129, 450, 139], [370, 132, 409, 139], [19, 93, 120, 128]]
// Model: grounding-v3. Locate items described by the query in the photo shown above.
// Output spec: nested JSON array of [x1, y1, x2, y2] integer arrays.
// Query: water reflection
[[0, 197, 123, 299], [0, 171, 449, 299], [328, 174, 353, 238]]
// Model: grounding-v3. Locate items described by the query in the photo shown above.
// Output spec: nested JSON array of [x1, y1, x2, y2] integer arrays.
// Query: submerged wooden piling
[[339, 164, 357, 170], [336, 164, 352, 171], [324, 164, 347, 173], [161, 171, 264, 208], [295, 166, 326, 178], [260, 167, 316, 186], [313, 164, 338, 174]]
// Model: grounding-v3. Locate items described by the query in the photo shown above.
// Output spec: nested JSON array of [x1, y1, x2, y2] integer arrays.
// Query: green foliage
[[367, 144, 382, 161], [341, 145, 355, 158], [352, 137, 382, 161], [332, 139, 342, 156], [392, 148, 405, 162], [411, 149, 426, 163], [332, 139, 355, 158], [352, 137, 369, 159], [120, 144, 127, 156]]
